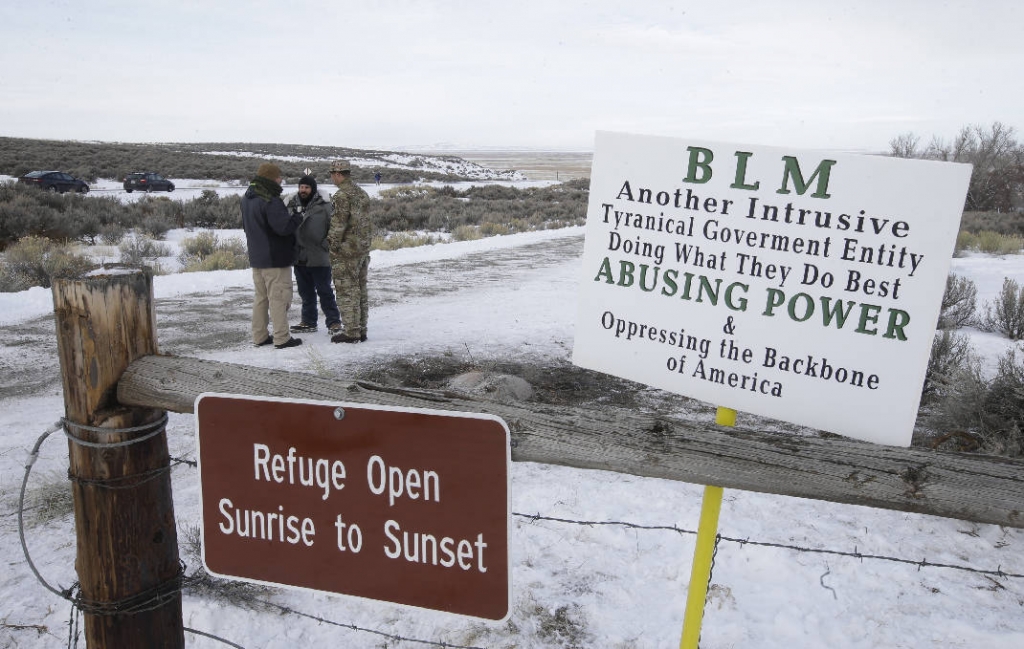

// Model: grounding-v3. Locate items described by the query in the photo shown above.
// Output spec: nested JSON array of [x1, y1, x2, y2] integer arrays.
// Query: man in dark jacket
[[241, 162, 304, 349], [287, 175, 341, 335]]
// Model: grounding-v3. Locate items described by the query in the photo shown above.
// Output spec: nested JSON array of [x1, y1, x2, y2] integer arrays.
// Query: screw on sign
[[195, 393, 511, 621]]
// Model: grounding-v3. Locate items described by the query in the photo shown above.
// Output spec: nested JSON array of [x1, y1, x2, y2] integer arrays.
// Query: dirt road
[[0, 233, 587, 398]]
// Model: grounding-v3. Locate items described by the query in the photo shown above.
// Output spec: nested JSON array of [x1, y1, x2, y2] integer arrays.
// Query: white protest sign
[[573, 131, 972, 446]]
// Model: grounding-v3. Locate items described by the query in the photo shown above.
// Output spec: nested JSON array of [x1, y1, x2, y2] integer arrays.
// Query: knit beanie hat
[[298, 174, 317, 192], [256, 162, 282, 180]]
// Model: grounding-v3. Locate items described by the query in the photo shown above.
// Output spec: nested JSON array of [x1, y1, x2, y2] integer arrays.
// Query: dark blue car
[[18, 170, 90, 194]]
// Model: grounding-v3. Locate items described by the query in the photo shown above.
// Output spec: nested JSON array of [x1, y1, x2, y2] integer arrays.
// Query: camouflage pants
[[332, 255, 370, 337]]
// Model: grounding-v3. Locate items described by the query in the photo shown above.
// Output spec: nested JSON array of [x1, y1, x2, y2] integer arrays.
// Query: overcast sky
[[1, 1, 1020, 153]]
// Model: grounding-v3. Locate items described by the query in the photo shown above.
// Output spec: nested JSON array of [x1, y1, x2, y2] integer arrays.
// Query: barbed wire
[[820, 563, 838, 600], [16, 422, 1024, 649], [20, 422, 71, 600], [63, 602, 246, 649], [183, 626, 246, 649], [22, 423, 247, 649], [513, 512, 1024, 580], [249, 598, 487, 649], [20, 422, 481, 649]]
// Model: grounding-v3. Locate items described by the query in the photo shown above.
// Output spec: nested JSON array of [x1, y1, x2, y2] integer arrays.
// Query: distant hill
[[0, 137, 525, 184]]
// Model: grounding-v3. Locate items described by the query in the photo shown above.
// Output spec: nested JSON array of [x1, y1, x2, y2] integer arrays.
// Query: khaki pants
[[252, 267, 293, 345]]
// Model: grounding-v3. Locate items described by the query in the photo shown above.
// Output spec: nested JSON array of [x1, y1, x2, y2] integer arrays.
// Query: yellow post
[[679, 406, 734, 649], [714, 407, 736, 428]]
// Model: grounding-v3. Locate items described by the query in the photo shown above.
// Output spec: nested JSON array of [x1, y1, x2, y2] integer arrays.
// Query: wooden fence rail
[[119, 354, 1024, 529], [49, 268, 1024, 648]]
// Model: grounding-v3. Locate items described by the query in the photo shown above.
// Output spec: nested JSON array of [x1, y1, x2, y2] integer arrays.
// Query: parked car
[[17, 170, 90, 193], [123, 172, 175, 193]]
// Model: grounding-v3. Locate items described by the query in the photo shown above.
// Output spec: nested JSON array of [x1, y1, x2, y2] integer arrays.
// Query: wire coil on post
[[61, 413, 169, 449]]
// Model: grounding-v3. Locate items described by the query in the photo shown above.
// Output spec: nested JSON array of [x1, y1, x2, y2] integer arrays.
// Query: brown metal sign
[[195, 393, 510, 620]]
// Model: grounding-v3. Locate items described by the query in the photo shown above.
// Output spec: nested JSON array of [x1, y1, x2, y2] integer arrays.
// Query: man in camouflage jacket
[[327, 160, 372, 343]]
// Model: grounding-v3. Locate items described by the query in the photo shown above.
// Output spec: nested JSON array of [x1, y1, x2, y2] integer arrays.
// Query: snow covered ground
[[2, 223, 1023, 648]]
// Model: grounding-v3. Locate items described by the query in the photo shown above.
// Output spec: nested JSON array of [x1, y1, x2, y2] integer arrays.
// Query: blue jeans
[[294, 265, 341, 327]]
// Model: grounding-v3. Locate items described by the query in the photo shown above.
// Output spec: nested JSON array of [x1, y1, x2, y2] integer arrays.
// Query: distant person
[[287, 175, 342, 336], [241, 162, 304, 349], [327, 160, 372, 343], [374, 171, 381, 186]]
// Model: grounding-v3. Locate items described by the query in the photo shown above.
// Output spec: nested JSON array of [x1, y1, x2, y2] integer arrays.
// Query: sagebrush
[[938, 273, 977, 329], [177, 231, 249, 272], [0, 235, 94, 291], [925, 345, 1024, 456], [982, 277, 1024, 339]]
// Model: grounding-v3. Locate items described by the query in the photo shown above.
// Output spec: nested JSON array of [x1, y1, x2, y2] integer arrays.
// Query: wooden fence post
[[52, 268, 184, 649]]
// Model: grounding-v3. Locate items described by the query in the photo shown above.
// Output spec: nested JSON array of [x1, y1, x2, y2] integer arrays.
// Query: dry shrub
[[922, 330, 975, 402], [926, 346, 1024, 457], [119, 233, 172, 268], [372, 232, 440, 251], [938, 273, 977, 329], [479, 222, 510, 236], [983, 277, 1024, 339], [182, 249, 249, 272], [451, 225, 482, 241], [976, 230, 1023, 254], [178, 233, 248, 272], [0, 235, 93, 291]]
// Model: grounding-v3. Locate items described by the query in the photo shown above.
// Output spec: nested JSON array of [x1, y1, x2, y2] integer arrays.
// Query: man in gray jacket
[[287, 174, 341, 335]]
